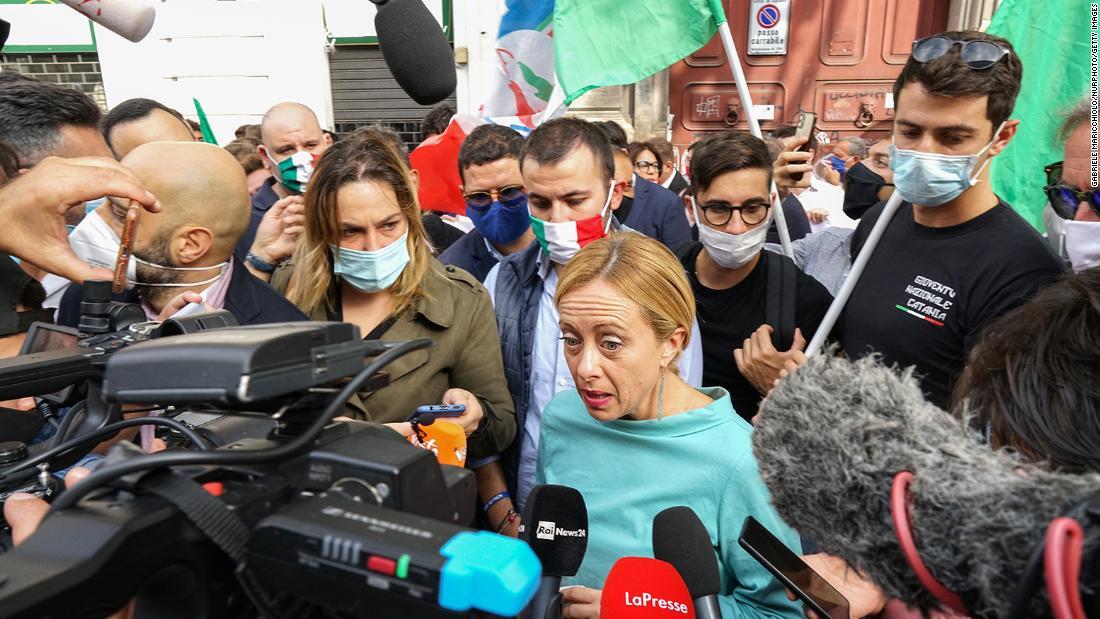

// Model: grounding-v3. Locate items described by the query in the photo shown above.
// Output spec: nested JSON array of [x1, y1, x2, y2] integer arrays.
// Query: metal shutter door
[[328, 45, 456, 151]]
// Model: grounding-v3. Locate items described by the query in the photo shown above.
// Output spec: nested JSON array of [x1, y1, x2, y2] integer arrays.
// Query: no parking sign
[[748, 0, 789, 55]]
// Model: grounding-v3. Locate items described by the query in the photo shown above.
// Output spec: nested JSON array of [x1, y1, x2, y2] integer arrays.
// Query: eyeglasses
[[463, 185, 526, 210], [633, 161, 660, 173], [1044, 161, 1100, 220], [696, 199, 770, 227], [911, 36, 1010, 70]]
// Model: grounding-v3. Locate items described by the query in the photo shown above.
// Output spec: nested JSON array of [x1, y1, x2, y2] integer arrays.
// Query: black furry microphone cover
[[752, 353, 1100, 618]]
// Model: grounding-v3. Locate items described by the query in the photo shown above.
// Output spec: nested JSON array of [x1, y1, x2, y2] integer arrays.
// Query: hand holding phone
[[407, 404, 467, 424], [788, 112, 817, 183], [739, 516, 851, 619]]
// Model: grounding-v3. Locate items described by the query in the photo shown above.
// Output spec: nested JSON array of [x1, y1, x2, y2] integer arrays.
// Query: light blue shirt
[[483, 250, 703, 510], [537, 387, 802, 618]]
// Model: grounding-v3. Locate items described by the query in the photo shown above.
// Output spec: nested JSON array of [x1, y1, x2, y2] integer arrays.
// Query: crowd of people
[[0, 27, 1098, 618]]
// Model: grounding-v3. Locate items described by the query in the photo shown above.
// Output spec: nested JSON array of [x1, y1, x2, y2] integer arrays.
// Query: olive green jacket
[[270, 258, 516, 459]]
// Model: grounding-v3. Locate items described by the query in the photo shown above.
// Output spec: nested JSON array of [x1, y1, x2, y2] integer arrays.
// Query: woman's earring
[[657, 365, 666, 420]]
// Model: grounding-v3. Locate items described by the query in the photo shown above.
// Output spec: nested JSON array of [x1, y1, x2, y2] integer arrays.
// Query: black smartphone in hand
[[739, 516, 850, 619]]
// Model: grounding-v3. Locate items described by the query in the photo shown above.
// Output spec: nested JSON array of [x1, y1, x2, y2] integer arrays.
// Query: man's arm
[[0, 157, 159, 282]]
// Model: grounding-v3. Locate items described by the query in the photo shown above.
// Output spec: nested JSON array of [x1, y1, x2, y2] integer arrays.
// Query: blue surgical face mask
[[467, 194, 531, 246], [889, 122, 1004, 207], [331, 232, 410, 293]]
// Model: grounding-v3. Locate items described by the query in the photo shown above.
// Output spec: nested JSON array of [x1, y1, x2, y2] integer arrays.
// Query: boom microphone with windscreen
[[752, 352, 1100, 618], [653, 506, 723, 619], [370, 0, 456, 105], [518, 484, 588, 619], [58, 0, 155, 43], [600, 557, 696, 619]]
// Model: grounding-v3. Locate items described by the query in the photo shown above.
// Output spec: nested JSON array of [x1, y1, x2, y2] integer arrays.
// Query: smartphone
[[789, 112, 817, 182], [739, 516, 850, 619], [407, 404, 466, 423]]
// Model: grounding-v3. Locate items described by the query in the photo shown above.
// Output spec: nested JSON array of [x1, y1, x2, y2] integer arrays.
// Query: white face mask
[[67, 210, 136, 284], [1063, 220, 1100, 272], [692, 196, 770, 269]]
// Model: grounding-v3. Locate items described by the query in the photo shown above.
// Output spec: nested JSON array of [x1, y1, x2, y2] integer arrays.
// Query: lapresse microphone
[[59, 0, 155, 43], [653, 506, 723, 619], [752, 353, 1100, 618], [370, 0, 456, 105], [518, 484, 588, 619], [601, 557, 695, 618]]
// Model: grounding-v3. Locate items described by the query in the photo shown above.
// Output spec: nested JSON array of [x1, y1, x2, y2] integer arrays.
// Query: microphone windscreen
[[600, 557, 695, 619], [58, 0, 155, 43], [518, 484, 588, 578], [0, 19, 10, 52], [374, 0, 456, 105], [652, 506, 721, 599]]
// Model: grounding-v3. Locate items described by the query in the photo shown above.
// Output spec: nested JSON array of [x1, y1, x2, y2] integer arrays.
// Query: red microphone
[[600, 557, 696, 618]]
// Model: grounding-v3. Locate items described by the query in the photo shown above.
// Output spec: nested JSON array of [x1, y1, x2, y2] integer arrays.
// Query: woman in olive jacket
[[269, 132, 516, 465]]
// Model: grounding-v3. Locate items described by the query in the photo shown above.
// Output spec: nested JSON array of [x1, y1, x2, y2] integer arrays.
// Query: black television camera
[[0, 282, 540, 618]]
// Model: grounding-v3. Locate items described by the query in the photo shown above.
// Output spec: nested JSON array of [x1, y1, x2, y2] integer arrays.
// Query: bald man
[[236, 102, 333, 259], [56, 142, 306, 327], [102, 98, 195, 160]]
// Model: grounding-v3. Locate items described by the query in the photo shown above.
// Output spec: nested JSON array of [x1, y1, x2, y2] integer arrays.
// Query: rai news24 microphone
[[369, 0, 456, 105], [752, 353, 1100, 618], [59, 0, 155, 43], [518, 485, 588, 619], [653, 506, 723, 619], [601, 557, 696, 618]]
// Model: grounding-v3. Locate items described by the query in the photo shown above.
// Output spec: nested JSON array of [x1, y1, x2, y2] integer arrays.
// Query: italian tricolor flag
[[530, 217, 606, 264]]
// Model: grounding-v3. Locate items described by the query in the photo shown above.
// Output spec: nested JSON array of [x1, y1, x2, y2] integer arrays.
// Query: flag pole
[[710, 9, 793, 258], [804, 190, 905, 356]]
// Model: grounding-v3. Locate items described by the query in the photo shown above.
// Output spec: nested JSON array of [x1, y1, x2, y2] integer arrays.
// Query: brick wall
[[0, 52, 106, 110]]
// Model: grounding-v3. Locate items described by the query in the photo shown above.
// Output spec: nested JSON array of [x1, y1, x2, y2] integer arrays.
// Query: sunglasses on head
[[1044, 161, 1100, 220], [463, 185, 527, 210], [911, 36, 1010, 70]]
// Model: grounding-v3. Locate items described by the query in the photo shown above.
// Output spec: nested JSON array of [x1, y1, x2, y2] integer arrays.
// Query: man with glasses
[[439, 124, 534, 282], [1045, 99, 1100, 273], [768, 30, 1063, 410], [674, 132, 832, 422]]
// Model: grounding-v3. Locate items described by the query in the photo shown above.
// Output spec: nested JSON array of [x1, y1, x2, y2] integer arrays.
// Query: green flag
[[553, 0, 724, 105], [192, 98, 217, 145], [987, 0, 1092, 231]]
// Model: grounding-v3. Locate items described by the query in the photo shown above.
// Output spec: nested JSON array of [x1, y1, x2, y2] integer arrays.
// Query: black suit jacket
[[666, 170, 689, 195], [622, 176, 693, 248], [57, 258, 307, 328], [437, 228, 503, 283]]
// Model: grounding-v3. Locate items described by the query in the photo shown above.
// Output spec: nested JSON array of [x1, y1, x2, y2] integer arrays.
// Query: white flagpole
[[804, 190, 905, 356], [713, 20, 793, 258]]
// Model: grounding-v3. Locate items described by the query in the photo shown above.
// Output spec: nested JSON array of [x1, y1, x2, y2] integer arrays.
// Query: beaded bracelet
[[495, 508, 519, 534]]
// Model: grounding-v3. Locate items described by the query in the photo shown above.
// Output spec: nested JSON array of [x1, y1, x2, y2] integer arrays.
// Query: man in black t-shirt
[[838, 31, 1063, 408], [674, 132, 832, 421]]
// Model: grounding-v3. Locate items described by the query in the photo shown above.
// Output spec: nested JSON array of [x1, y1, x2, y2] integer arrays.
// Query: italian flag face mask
[[273, 151, 321, 193], [529, 181, 615, 264]]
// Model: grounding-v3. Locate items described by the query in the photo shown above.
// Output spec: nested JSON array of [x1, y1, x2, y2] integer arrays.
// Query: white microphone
[[58, 0, 156, 43]]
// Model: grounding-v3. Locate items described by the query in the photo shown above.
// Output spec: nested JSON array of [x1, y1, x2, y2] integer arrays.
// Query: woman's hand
[[441, 388, 485, 437], [156, 291, 214, 321], [562, 586, 601, 619]]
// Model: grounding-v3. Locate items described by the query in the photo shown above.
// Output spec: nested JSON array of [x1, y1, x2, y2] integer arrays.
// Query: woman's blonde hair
[[286, 132, 431, 317], [555, 232, 695, 356]]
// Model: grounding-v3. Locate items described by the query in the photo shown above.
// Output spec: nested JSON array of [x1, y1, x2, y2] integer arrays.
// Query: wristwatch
[[245, 251, 277, 273]]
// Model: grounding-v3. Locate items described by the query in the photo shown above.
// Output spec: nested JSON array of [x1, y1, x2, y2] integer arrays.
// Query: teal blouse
[[536, 387, 802, 618]]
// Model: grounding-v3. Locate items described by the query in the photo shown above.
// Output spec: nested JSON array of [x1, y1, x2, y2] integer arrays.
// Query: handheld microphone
[[58, 0, 156, 43], [600, 557, 696, 618], [518, 484, 588, 619], [653, 506, 723, 619], [752, 352, 1100, 618], [370, 0, 456, 105]]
